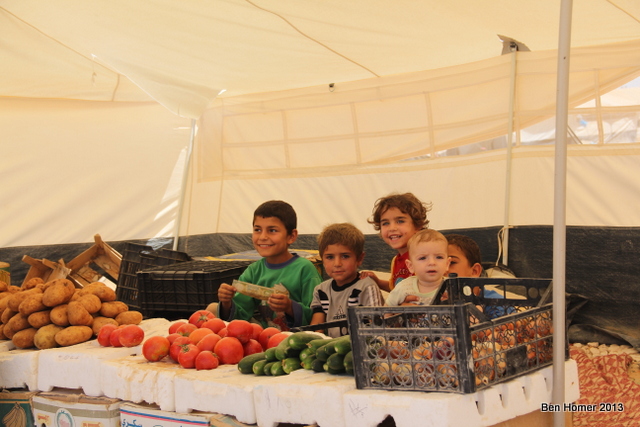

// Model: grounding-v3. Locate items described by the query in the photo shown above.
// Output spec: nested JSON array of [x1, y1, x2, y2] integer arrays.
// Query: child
[[362, 192, 432, 292], [310, 223, 384, 337], [216, 200, 322, 330], [445, 234, 483, 278], [386, 229, 450, 306]]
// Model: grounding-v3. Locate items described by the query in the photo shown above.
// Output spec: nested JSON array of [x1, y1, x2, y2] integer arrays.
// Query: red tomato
[[201, 318, 226, 334], [176, 323, 198, 337], [188, 328, 214, 345], [195, 350, 220, 370], [97, 324, 118, 347], [242, 339, 263, 357], [167, 333, 182, 345], [142, 336, 170, 362], [188, 310, 216, 328], [119, 325, 145, 347], [109, 326, 126, 347], [217, 328, 228, 338], [258, 327, 281, 350], [169, 336, 191, 362], [168, 321, 187, 335], [196, 333, 222, 352], [213, 337, 244, 365], [251, 323, 263, 341], [178, 344, 201, 369], [266, 332, 289, 349], [226, 319, 253, 344]]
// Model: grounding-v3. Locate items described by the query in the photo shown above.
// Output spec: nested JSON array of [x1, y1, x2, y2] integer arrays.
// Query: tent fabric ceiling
[[2, 0, 640, 118]]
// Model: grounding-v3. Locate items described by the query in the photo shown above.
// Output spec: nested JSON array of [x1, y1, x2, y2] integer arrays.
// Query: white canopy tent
[[2, 1, 640, 249], [2, 2, 640, 422]]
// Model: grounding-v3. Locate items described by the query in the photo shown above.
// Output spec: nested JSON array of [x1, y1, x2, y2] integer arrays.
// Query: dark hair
[[317, 223, 365, 257], [367, 192, 432, 231], [253, 200, 297, 234], [445, 234, 482, 266]]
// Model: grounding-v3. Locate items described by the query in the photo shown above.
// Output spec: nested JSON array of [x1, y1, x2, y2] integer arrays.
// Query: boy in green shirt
[[217, 200, 322, 329]]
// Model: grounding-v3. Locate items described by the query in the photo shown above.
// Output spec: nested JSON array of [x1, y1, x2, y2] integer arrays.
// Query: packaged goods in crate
[[116, 242, 192, 314], [347, 277, 557, 394], [137, 260, 252, 317]]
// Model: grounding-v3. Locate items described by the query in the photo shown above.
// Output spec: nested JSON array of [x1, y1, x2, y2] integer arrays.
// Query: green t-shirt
[[220, 254, 322, 328]]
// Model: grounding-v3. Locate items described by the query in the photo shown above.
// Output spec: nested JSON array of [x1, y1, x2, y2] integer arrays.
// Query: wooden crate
[[20, 256, 71, 287], [66, 234, 121, 286]]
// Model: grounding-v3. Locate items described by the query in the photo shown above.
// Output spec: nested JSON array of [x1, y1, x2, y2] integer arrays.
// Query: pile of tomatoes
[[141, 310, 289, 370]]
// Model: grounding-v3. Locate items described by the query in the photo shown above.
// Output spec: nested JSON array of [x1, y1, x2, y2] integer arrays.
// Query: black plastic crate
[[116, 242, 192, 313], [348, 277, 558, 394], [137, 260, 252, 318]]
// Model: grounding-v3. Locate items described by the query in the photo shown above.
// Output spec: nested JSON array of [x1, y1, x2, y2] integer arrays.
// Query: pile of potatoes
[[0, 277, 142, 350]]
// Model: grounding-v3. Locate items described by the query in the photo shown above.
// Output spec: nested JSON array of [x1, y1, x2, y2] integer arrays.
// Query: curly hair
[[367, 192, 432, 231]]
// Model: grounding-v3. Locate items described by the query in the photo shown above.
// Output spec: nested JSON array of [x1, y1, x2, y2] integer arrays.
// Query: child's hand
[[267, 293, 293, 316], [217, 283, 236, 305], [399, 295, 420, 306], [360, 271, 378, 281]]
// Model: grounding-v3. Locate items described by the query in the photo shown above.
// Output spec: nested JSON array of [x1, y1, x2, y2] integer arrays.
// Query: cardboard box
[[0, 389, 37, 427], [120, 403, 254, 427], [31, 390, 121, 427]]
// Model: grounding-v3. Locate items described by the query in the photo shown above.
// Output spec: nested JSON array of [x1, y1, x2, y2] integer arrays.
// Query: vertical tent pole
[[553, 0, 573, 426], [501, 43, 518, 266], [173, 118, 197, 251]]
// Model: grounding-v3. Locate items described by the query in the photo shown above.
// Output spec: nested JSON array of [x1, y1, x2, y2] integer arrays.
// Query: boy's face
[[321, 244, 364, 287], [406, 240, 450, 286], [447, 244, 482, 277], [379, 207, 419, 254], [252, 216, 297, 264]]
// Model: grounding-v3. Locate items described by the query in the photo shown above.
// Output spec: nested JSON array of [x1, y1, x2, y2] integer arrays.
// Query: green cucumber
[[326, 352, 346, 372], [299, 347, 314, 361], [311, 357, 326, 372], [288, 332, 322, 350], [238, 352, 266, 374], [334, 336, 352, 355], [325, 335, 351, 355], [270, 360, 286, 376], [253, 359, 269, 376], [282, 357, 302, 374], [264, 347, 278, 362], [306, 338, 335, 352], [301, 354, 317, 370], [343, 351, 354, 376], [263, 361, 278, 376], [315, 343, 332, 362]]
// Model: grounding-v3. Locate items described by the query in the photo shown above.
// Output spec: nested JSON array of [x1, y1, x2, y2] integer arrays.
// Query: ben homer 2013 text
[[541, 402, 624, 412]]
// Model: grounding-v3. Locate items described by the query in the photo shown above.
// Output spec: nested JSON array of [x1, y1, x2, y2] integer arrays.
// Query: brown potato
[[7, 288, 43, 312], [115, 310, 143, 325], [91, 316, 119, 335], [78, 294, 102, 314], [100, 301, 129, 318], [34, 324, 64, 349], [7, 285, 21, 293], [70, 290, 82, 302], [22, 277, 44, 290], [12, 327, 37, 349], [55, 325, 93, 347], [42, 279, 76, 307], [0, 294, 10, 312], [1, 308, 17, 324], [80, 283, 117, 302], [28, 310, 52, 328], [49, 304, 70, 326], [19, 293, 47, 316], [0, 325, 6, 340], [3, 323, 15, 339], [7, 312, 31, 332], [67, 301, 93, 326], [0, 281, 8, 292]]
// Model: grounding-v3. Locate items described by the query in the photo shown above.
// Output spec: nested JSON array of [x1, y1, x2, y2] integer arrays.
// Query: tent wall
[[0, 98, 193, 248]]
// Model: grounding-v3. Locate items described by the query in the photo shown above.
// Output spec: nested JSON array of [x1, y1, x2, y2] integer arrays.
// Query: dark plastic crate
[[116, 242, 192, 313], [348, 277, 557, 394], [137, 260, 252, 318]]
